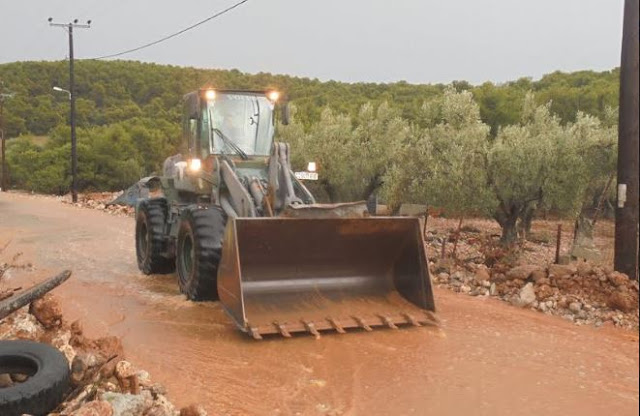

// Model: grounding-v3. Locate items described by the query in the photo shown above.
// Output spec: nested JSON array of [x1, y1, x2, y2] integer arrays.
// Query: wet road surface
[[1, 193, 638, 415]]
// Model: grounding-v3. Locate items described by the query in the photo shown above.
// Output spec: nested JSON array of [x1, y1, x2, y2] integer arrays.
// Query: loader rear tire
[[176, 206, 226, 301], [136, 198, 175, 274]]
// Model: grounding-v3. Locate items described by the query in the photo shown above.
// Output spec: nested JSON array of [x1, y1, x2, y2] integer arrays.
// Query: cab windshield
[[206, 93, 274, 156]]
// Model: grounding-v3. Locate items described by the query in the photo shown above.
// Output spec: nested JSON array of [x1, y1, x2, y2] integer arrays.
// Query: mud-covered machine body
[[134, 89, 436, 338]]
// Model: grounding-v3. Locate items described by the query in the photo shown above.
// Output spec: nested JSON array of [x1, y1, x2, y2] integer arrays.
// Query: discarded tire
[[176, 206, 226, 300], [0, 340, 70, 416], [136, 198, 175, 274]]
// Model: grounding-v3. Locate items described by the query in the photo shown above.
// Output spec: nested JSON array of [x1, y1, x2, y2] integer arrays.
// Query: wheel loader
[[134, 88, 436, 339]]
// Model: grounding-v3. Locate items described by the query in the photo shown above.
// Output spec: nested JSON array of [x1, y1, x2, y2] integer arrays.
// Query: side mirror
[[281, 103, 290, 126]]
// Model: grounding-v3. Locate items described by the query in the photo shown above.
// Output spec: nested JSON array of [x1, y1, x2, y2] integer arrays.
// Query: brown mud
[[1, 192, 638, 415]]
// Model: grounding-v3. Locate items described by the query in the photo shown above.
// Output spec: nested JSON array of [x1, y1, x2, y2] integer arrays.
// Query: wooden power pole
[[49, 18, 91, 203], [614, 0, 639, 279]]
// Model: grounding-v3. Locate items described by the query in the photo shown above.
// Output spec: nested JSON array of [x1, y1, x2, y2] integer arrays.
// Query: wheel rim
[[179, 233, 194, 284]]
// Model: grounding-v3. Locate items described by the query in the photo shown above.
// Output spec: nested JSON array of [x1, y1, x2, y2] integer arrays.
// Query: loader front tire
[[176, 206, 226, 301], [136, 198, 175, 274]]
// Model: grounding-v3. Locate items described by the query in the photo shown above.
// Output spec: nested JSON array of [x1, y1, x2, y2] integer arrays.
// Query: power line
[[88, 0, 250, 60]]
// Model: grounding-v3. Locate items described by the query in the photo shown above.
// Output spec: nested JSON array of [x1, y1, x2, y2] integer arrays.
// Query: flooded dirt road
[[1, 192, 638, 415]]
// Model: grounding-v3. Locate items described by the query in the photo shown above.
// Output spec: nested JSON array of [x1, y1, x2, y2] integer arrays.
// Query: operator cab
[[182, 89, 278, 161]]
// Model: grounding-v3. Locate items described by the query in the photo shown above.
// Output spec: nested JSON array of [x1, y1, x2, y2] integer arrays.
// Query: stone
[[148, 382, 167, 396], [29, 293, 63, 329], [10, 373, 28, 382], [460, 285, 471, 294], [505, 265, 541, 281], [489, 283, 497, 296], [0, 373, 13, 388], [607, 292, 637, 313], [535, 284, 554, 300], [72, 400, 114, 416], [144, 395, 178, 416], [71, 354, 88, 385], [180, 404, 208, 416], [515, 283, 537, 307], [115, 361, 136, 379], [569, 302, 582, 313], [576, 261, 593, 277], [530, 269, 547, 283], [1, 311, 44, 340], [102, 392, 151, 416], [608, 271, 629, 287], [451, 271, 464, 281], [535, 277, 551, 287], [474, 267, 491, 283], [71, 320, 84, 336], [548, 264, 576, 279]]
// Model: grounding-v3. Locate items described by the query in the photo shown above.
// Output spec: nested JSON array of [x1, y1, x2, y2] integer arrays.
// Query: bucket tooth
[[378, 315, 398, 329], [247, 326, 263, 340], [352, 316, 373, 332], [327, 317, 346, 334], [274, 322, 292, 338], [402, 313, 422, 327], [302, 320, 321, 339]]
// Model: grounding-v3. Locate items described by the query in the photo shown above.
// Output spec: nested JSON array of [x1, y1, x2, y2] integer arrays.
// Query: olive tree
[[383, 87, 493, 217]]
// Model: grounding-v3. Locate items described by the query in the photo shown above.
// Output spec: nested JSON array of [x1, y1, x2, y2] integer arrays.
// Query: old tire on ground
[[136, 198, 175, 274], [0, 340, 70, 416], [176, 206, 226, 301]]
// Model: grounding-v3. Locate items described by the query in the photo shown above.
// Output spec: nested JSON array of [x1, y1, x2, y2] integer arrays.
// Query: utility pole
[[614, 0, 639, 280], [0, 90, 14, 192], [49, 18, 91, 203]]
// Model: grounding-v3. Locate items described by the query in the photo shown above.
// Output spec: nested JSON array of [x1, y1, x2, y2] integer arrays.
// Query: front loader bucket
[[217, 217, 436, 339]]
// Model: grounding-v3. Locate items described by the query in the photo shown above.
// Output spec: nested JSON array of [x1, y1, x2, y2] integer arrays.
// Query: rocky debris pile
[[431, 259, 639, 330], [59, 192, 135, 217], [0, 294, 205, 415]]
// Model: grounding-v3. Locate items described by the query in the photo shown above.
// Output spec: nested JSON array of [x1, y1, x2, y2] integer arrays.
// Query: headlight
[[189, 158, 202, 172], [267, 91, 280, 102], [205, 89, 216, 100]]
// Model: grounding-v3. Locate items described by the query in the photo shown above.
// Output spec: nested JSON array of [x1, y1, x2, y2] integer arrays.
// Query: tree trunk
[[519, 206, 535, 238], [322, 181, 337, 203], [360, 174, 382, 202], [496, 212, 519, 245]]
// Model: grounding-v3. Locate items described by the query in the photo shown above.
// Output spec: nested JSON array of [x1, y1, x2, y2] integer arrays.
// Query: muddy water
[[1, 193, 638, 415]]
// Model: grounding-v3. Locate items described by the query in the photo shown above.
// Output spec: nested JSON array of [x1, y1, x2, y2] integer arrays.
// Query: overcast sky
[[0, 0, 625, 85]]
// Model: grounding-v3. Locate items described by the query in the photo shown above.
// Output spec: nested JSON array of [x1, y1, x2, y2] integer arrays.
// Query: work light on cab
[[205, 89, 216, 100]]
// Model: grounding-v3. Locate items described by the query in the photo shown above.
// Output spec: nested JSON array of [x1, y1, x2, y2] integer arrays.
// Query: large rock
[[607, 291, 637, 313], [534, 284, 554, 300], [29, 293, 63, 329], [145, 395, 178, 416], [180, 404, 208, 416], [576, 261, 593, 277], [115, 360, 137, 379], [72, 400, 114, 416], [530, 269, 547, 283], [506, 265, 541, 281], [513, 283, 537, 307], [548, 264, 576, 279], [0, 310, 43, 340], [608, 271, 629, 287], [474, 267, 491, 284], [102, 392, 152, 416]]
